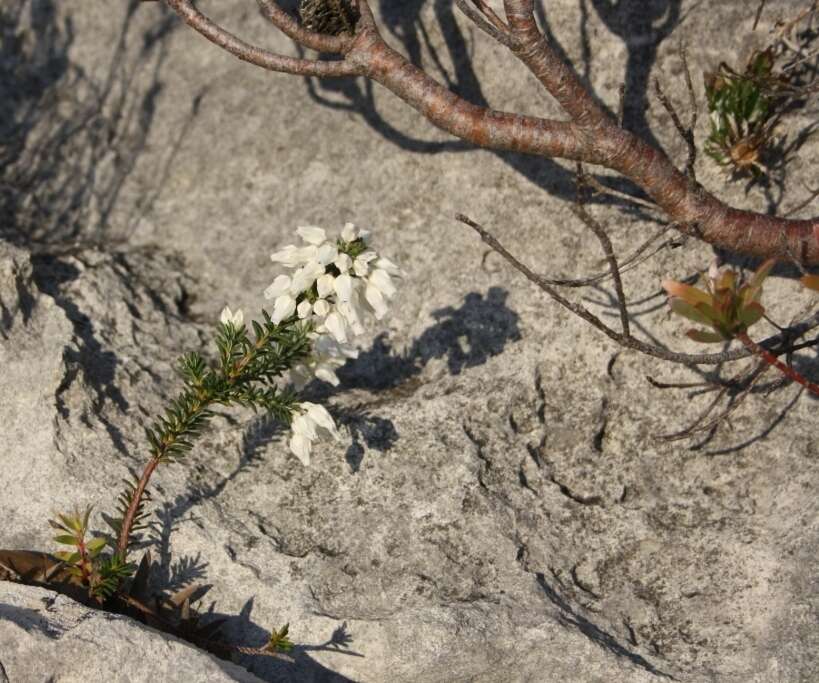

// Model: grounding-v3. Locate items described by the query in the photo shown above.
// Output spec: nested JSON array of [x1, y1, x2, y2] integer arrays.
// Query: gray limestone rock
[[1, 1, 818, 682], [0, 582, 262, 683]]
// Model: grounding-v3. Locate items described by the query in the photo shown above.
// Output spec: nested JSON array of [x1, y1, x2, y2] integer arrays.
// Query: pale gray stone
[[0, 582, 262, 683], [1, 1, 818, 682]]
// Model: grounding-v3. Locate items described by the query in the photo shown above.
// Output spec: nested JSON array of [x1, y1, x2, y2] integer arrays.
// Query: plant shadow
[[295, 0, 684, 219], [299, 286, 522, 469], [0, 0, 202, 250]]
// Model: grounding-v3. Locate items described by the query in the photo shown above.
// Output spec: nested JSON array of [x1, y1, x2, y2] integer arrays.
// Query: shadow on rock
[[340, 286, 522, 391], [300, 287, 521, 470], [0, 0, 200, 249], [298, 0, 680, 218], [535, 571, 674, 679], [585, 0, 682, 148]]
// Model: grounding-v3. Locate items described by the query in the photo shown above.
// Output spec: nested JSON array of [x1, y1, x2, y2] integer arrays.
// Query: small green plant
[[704, 49, 783, 176], [45, 222, 400, 658], [663, 259, 819, 397], [49, 506, 131, 602], [704, 4, 818, 178]]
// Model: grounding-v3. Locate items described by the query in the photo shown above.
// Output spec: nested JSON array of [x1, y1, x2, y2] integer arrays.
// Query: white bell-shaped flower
[[270, 244, 317, 267], [288, 401, 340, 465], [334, 253, 352, 273], [264, 274, 292, 300], [297, 226, 328, 245], [313, 299, 331, 317], [369, 268, 396, 298], [219, 306, 244, 328], [323, 311, 348, 343], [317, 273, 335, 299], [290, 335, 358, 389], [291, 261, 325, 295], [340, 222, 358, 242], [364, 284, 388, 319], [272, 294, 297, 324], [353, 251, 377, 278], [374, 256, 402, 277], [333, 273, 353, 302], [297, 300, 313, 319], [316, 243, 338, 266], [337, 292, 365, 336]]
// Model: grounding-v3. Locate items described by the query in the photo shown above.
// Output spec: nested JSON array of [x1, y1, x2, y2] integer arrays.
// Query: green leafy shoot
[[49, 505, 123, 598], [662, 258, 775, 343], [265, 623, 295, 653], [74, 307, 315, 601], [110, 311, 312, 568], [704, 49, 783, 177]]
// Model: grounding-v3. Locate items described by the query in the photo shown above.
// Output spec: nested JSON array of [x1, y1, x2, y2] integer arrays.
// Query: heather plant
[[663, 258, 819, 396], [4, 0, 819, 670], [19, 222, 399, 658], [704, 5, 818, 178], [129, 0, 819, 443]]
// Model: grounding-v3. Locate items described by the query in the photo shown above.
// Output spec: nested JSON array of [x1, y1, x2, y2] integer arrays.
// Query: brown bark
[[156, 0, 819, 265]]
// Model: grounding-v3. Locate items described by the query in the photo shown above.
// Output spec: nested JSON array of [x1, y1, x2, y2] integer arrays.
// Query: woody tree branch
[[155, 0, 819, 264]]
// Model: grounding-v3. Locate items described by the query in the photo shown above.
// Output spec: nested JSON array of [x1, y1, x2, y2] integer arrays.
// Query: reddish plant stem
[[735, 330, 819, 397], [76, 536, 93, 586], [115, 331, 269, 557], [154, 0, 819, 263], [116, 458, 160, 556]]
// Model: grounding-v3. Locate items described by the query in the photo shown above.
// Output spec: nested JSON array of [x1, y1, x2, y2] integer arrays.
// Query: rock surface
[[1, 1, 818, 682], [0, 582, 262, 683]]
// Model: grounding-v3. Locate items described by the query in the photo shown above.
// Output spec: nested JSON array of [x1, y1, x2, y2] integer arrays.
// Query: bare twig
[[753, 0, 767, 31], [654, 360, 770, 441], [154, 0, 819, 263], [455, 0, 514, 48], [533, 224, 674, 289], [784, 184, 819, 217], [456, 213, 819, 366], [571, 178, 630, 335], [164, 0, 362, 76], [581, 174, 660, 212], [654, 78, 697, 183], [680, 42, 698, 180]]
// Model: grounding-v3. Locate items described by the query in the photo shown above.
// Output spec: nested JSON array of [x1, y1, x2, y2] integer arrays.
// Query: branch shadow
[[585, 0, 682, 149], [294, 0, 684, 217], [299, 287, 522, 470], [0, 0, 200, 249], [534, 570, 675, 679]]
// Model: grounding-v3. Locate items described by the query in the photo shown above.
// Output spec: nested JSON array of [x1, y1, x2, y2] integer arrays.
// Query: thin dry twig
[[680, 42, 698, 180], [654, 77, 697, 183], [572, 175, 630, 336], [655, 361, 773, 441], [455, 213, 819, 366], [535, 224, 675, 289], [784, 184, 819, 217], [454, 0, 514, 47], [754, 0, 768, 31]]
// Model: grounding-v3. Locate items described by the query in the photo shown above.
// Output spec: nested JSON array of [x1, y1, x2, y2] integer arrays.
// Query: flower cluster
[[264, 223, 399, 342], [265, 222, 399, 463], [288, 402, 340, 465]]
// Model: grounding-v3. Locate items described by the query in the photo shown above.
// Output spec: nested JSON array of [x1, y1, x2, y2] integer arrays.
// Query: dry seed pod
[[298, 0, 358, 36]]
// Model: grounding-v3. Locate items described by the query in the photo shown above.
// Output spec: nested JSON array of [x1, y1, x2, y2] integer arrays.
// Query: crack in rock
[[549, 475, 604, 507], [513, 539, 673, 679]]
